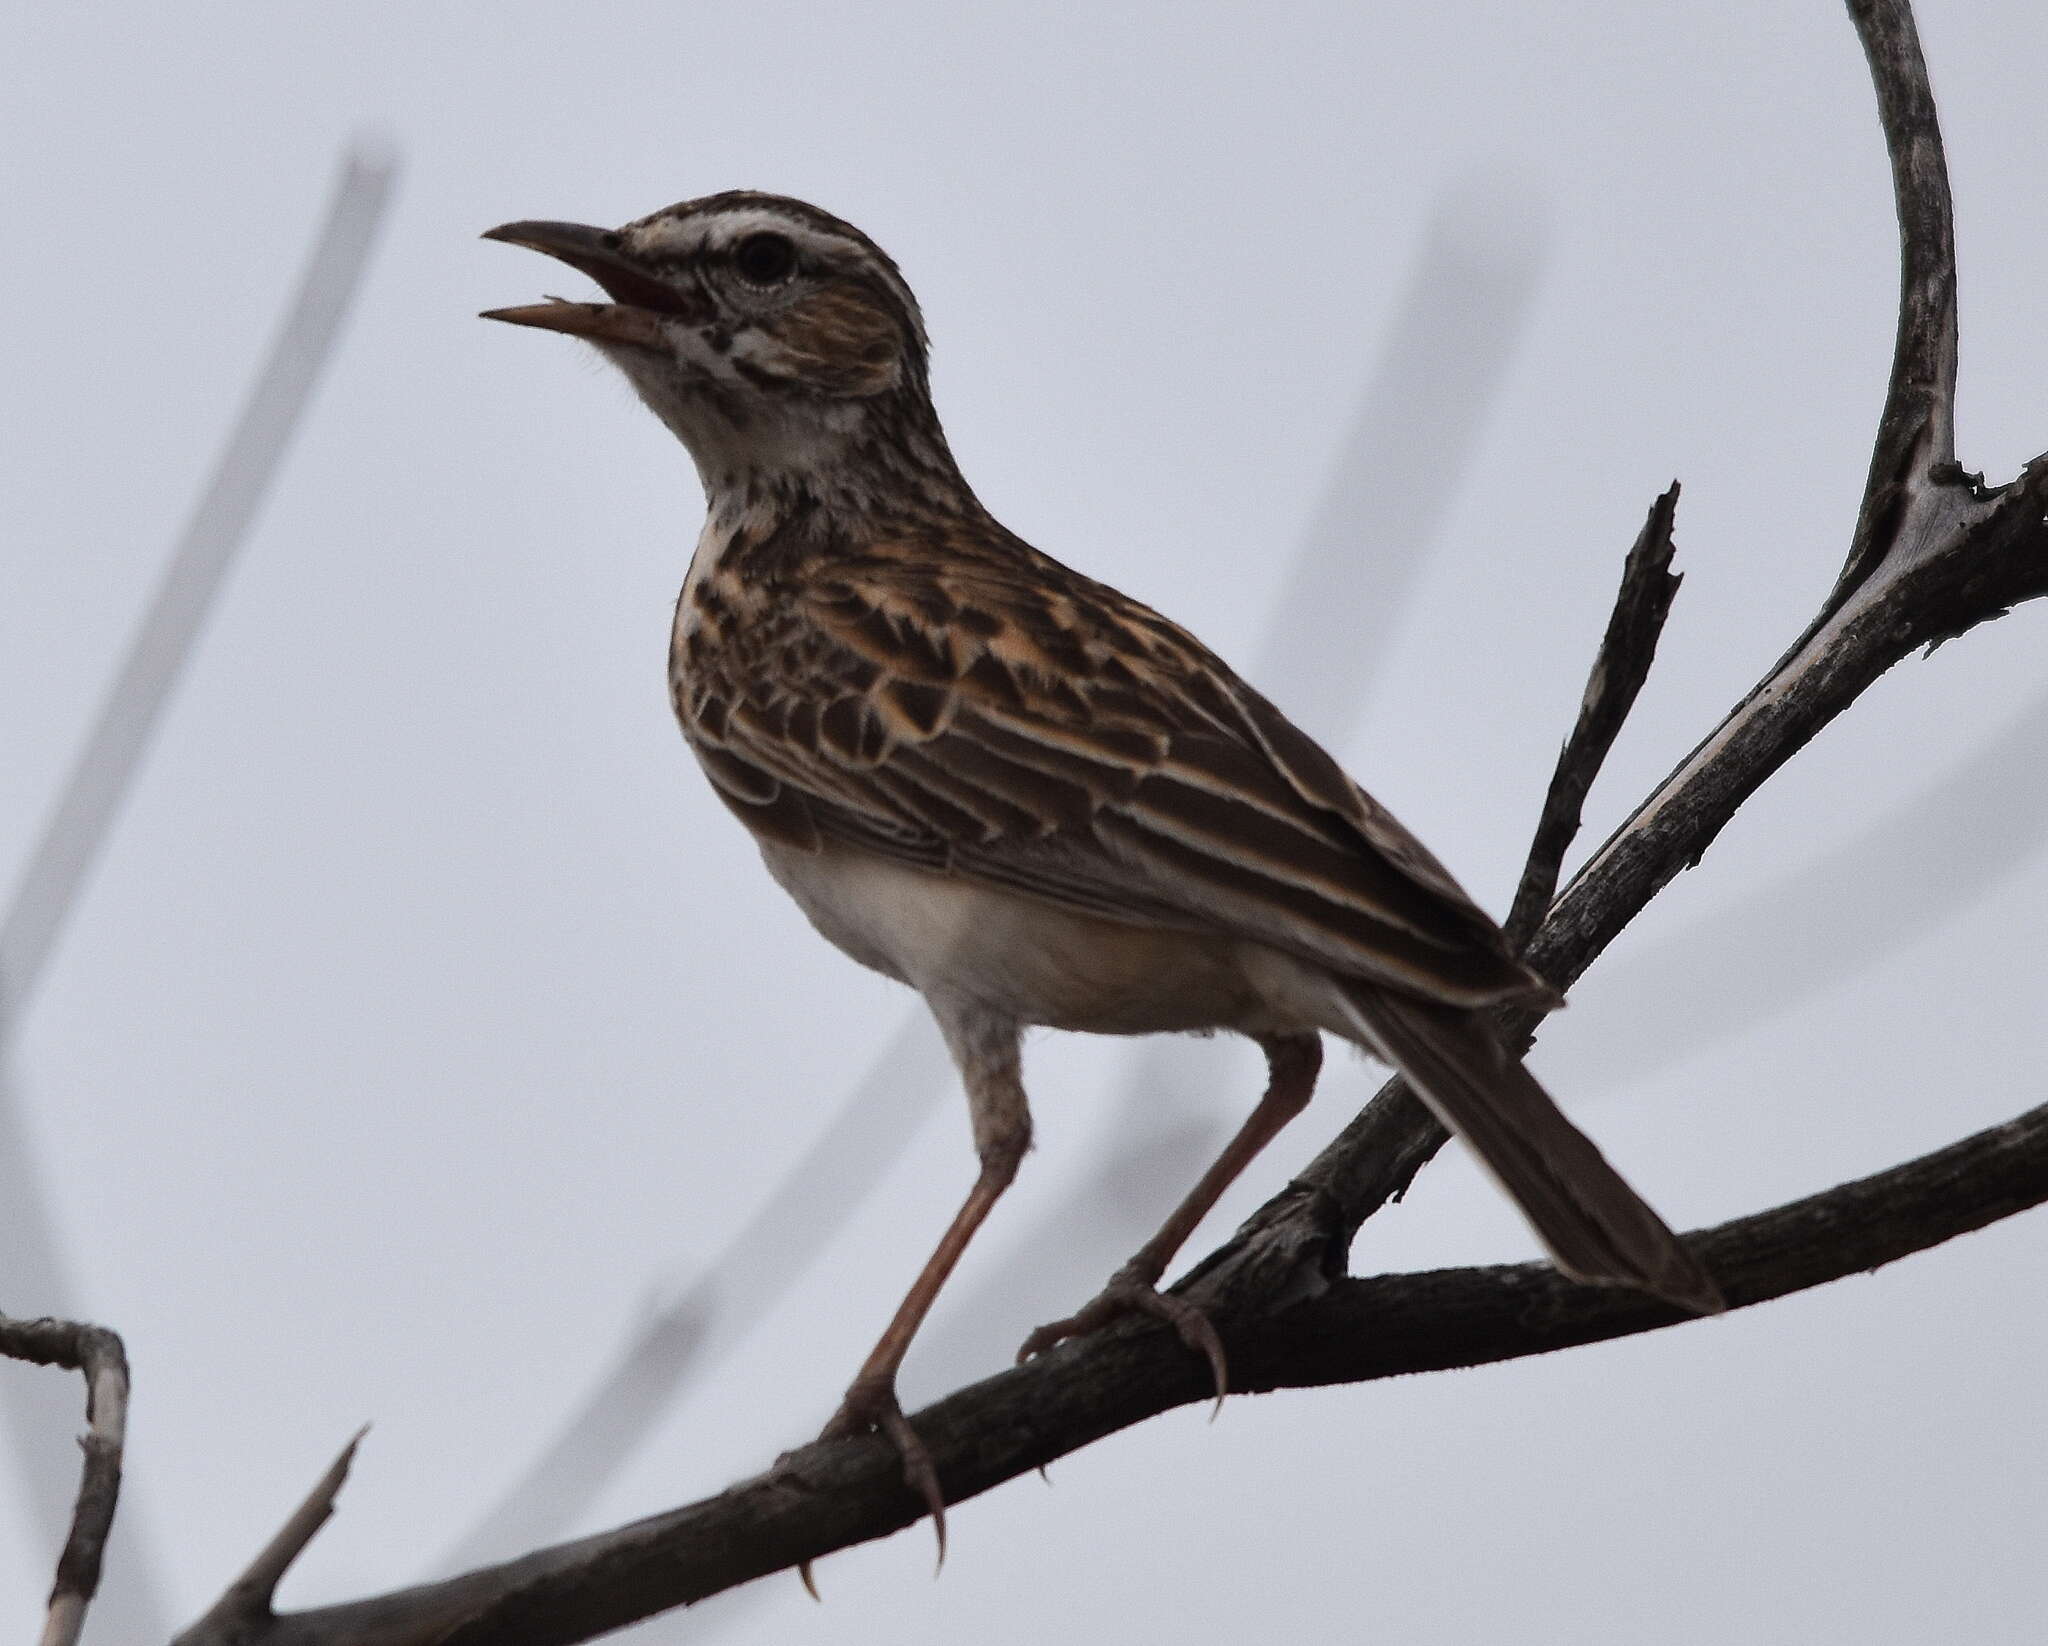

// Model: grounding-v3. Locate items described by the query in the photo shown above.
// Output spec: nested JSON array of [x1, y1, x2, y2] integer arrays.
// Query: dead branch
[[169, 1087, 2048, 1646], [1504, 483, 1683, 950], [172, 1433, 366, 1646], [0, 1315, 129, 1646]]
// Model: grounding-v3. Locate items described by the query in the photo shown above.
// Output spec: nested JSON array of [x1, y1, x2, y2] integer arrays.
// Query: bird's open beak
[[480, 219, 688, 349]]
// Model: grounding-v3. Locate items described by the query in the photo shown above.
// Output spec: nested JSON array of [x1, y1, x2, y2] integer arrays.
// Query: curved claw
[[878, 1402, 948, 1570], [820, 1379, 949, 1569], [1018, 1276, 1230, 1415]]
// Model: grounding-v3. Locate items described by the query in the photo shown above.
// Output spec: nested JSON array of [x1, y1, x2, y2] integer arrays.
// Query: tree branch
[[172, 1431, 367, 1646], [0, 1315, 129, 1646], [1837, 0, 1959, 607], [1505, 481, 1683, 951], [173, 1086, 2048, 1646]]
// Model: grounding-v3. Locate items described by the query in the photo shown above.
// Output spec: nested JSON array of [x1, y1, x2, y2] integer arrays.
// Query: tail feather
[[1339, 983, 1724, 1315]]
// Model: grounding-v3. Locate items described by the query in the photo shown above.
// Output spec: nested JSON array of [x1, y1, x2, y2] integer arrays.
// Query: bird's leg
[[1017, 1032, 1321, 1401], [816, 1007, 1029, 1563]]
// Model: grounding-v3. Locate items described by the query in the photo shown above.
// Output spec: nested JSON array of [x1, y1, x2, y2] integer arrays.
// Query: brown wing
[[675, 547, 1542, 1007]]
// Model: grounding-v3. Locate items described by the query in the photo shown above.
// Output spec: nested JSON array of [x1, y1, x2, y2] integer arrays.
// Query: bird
[[481, 189, 1722, 1538]]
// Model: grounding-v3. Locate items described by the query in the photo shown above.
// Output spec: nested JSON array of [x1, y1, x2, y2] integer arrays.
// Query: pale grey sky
[[4, 3, 2046, 1641]]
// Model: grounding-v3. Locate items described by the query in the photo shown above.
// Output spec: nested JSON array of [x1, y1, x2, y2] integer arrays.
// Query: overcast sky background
[[4, 2, 2047, 1641]]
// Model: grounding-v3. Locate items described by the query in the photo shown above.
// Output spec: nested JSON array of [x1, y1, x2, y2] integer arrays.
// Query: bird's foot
[[818, 1374, 948, 1568], [1016, 1264, 1228, 1411]]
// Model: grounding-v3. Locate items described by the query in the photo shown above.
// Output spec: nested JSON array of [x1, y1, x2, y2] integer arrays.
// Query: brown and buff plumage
[[484, 191, 1722, 1548]]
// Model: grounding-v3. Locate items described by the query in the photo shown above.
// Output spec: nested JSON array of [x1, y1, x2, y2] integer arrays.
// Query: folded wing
[[675, 547, 1547, 1009]]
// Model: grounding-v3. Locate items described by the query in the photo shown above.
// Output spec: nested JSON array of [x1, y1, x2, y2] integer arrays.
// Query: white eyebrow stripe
[[622, 196, 929, 352], [632, 207, 860, 265]]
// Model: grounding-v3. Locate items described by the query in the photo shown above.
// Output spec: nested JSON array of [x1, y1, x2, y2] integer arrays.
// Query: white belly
[[757, 838, 1281, 1036]]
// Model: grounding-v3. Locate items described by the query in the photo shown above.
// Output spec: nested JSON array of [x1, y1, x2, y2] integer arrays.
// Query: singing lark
[[484, 190, 1721, 1530]]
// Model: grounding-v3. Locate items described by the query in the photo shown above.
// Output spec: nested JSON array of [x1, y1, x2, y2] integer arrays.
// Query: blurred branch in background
[[1255, 174, 1547, 730], [452, 179, 1546, 1594], [1566, 678, 2048, 1098], [433, 1011, 950, 1572], [0, 144, 399, 1021], [0, 145, 398, 1644]]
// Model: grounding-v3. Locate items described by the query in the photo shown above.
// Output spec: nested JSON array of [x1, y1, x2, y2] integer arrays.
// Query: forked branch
[[1184, 0, 2047, 1311]]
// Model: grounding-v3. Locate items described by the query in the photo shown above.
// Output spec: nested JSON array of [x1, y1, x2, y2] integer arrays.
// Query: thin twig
[[1177, 484, 1688, 1309], [0, 1314, 130, 1646], [1836, 0, 1959, 607], [1504, 483, 1683, 950], [173, 1430, 367, 1643]]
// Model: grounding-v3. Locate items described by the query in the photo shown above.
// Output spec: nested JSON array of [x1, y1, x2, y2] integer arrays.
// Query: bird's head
[[484, 191, 950, 505]]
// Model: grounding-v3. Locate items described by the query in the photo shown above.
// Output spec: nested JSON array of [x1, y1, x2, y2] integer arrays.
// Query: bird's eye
[[733, 231, 798, 286]]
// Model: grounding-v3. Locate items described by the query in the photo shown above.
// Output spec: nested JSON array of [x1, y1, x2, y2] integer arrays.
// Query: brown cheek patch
[[783, 287, 902, 395]]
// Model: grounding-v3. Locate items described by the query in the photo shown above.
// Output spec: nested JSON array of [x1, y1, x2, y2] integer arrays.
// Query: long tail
[[1338, 983, 1724, 1315]]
